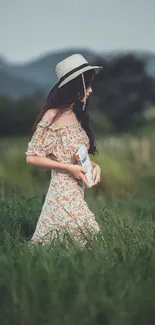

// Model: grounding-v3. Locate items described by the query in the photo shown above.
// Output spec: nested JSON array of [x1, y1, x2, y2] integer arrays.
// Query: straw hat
[[55, 54, 103, 110], [56, 54, 103, 88]]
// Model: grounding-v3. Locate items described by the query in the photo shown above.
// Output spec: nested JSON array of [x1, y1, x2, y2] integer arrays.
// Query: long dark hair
[[32, 69, 99, 155]]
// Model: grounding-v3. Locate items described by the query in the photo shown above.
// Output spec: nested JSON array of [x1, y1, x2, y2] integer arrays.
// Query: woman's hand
[[92, 164, 101, 186], [67, 164, 90, 188]]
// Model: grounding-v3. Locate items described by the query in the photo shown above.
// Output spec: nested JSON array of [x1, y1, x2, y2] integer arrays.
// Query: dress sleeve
[[25, 120, 58, 158]]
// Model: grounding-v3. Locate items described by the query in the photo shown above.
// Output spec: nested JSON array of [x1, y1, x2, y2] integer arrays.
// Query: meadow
[[1, 196, 155, 325], [1, 131, 155, 325]]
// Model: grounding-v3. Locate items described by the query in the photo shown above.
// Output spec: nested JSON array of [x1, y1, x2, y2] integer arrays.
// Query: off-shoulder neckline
[[38, 119, 81, 129]]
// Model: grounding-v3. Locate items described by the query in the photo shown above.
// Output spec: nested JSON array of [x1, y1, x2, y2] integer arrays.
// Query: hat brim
[[58, 65, 103, 88]]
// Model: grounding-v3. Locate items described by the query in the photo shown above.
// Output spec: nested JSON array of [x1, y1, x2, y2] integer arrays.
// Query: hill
[[0, 49, 155, 99], [0, 70, 42, 99]]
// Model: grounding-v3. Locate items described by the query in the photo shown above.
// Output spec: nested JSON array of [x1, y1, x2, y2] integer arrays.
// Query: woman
[[25, 54, 103, 247]]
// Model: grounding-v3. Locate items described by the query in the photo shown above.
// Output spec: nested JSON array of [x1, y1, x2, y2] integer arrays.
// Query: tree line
[[93, 53, 155, 130]]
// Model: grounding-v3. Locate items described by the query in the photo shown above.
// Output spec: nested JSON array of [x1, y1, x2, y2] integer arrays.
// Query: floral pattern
[[25, 119, 100, 246]]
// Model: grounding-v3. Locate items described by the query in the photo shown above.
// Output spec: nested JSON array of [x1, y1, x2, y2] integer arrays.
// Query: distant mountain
[[0, 49, 99, 99], [0, 49, 155, 99], [0, 70, 42, 99]]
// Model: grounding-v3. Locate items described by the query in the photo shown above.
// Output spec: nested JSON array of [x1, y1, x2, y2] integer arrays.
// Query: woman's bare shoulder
[[42, 109, 57, 123]]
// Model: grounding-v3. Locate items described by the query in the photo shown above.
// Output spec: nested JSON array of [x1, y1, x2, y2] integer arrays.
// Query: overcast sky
[[0, 0, 154, 63]]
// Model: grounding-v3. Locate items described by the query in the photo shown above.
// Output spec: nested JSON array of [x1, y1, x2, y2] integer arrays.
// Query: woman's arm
[[27, 155, 98, 171], [90, 160, 101, 185], [26, 155, 90, 187], [26, 155, 71, 172]]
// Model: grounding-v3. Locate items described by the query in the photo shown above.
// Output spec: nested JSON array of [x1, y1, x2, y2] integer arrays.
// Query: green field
[[1, 196, 155, 325]]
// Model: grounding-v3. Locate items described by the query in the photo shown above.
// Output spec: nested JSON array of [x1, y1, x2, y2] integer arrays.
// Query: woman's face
[[80, 86, 93, 102]]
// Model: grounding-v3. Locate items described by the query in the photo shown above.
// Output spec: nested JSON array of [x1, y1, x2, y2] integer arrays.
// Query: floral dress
[[25, 118, 100, 246]]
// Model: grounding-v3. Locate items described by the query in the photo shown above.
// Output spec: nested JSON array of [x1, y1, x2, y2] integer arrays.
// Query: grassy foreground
[[1, 197, 155, 325]]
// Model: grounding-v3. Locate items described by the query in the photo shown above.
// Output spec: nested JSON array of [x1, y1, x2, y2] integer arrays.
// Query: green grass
[[1, 196, 155, 325]]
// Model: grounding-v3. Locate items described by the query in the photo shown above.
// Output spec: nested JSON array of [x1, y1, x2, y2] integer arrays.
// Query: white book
[[75, 144, 94, 188]]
